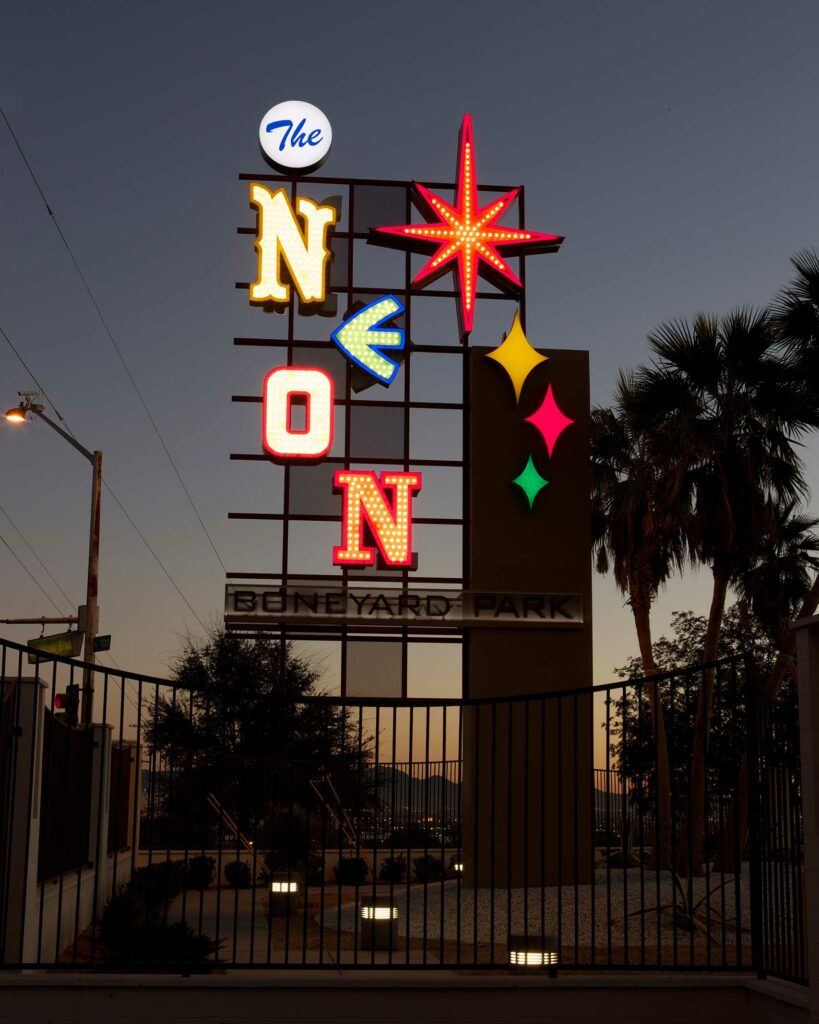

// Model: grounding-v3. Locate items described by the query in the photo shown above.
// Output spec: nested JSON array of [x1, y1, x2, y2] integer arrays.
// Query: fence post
[[793, 614, 819, 1023], [1, 675, 46, 965], [745, 667, 765, 978], [89, 724, 113, 918]]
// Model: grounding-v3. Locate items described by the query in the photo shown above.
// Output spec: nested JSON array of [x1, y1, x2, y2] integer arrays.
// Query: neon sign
[[249, 183, 336, 305], [374, 114, 563, 336], [525, 384, 574, 457], [512, 455, 549, 510], [262, 366, 334, 460], [333, 470, 422, 567], [331, 295, 406, 386], [258, 100, 332, 172], [486, 310, 547, 402]]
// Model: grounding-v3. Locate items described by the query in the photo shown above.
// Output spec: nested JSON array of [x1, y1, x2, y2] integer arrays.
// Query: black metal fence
[[0, 637, 806, 979]]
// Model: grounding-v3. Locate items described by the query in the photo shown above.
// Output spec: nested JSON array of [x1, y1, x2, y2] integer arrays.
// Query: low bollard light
[[268, 872, 300, 917], [360, 895, 398, 951], [508, 933, 558, 970]]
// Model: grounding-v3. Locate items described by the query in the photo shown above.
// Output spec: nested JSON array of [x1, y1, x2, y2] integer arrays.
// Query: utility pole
[[5, 393, 103, 725], [83, 450, 102, 725]]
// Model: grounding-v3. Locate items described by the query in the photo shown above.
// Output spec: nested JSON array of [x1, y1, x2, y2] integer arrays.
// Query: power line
[[0, 530, 65, 616], [1, 105, 227, 575], [102, 482, 209, 632], [0, 322, 208, 634], [0, 324, 69, 426], [0, 503, 75, 608], [0, 510, 144, 715]]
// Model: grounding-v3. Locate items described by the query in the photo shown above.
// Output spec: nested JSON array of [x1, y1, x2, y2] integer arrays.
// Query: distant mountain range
[[371, 765, 461, 816]]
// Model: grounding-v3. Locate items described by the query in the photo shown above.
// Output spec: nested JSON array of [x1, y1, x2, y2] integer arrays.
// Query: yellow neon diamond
[[485, 310, 548, 403]]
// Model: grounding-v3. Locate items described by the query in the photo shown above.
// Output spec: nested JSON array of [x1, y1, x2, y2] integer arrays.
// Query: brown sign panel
[[464, 345, 593, 886], [225, 585, 583, 628]]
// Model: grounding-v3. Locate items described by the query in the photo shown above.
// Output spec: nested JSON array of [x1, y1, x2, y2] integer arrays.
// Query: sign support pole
[[82, 450, 102, 726]]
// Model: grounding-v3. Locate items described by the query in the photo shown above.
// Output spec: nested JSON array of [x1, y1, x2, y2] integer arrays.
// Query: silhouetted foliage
[[608, 606, 799, 821]]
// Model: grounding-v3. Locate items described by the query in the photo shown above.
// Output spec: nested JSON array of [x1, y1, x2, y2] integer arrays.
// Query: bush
[[378, 855, 407, 884], [100, 861, 220, 965], [128, 861, 185, 907], [412, 854, 442, 883], [140, 921, 220, 964], [224, 859, 252, 889], [186, 855, 216, 890], [100, 888, 156, 957], [334, 856, 369, 885]]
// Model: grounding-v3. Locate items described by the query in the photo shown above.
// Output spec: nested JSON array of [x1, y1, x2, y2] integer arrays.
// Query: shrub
[[100, 863, 220, 965], [412, 854, 442, 883], [186, 855, 216, 890], [334, 856, 369, 885], [128, 861, 185, 907], [140, 921, 221, 964], [100, 887, 155, 957], [224, 859, 252, 889], [378, 855, 407, 884]]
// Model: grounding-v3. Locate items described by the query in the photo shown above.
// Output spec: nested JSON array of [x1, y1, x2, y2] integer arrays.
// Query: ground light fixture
[[360, 895, 398, 951], [508, 933, 558, 970], [4, 390, 103, 726], [268, 872, 300, 917]]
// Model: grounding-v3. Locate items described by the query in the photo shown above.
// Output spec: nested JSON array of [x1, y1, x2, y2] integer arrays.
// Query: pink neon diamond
[[525, 384, 574, 457]]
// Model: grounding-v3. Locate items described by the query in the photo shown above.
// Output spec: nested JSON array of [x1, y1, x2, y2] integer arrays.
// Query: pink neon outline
[[525, 384, 574, 457], [375, 114, 562, 334], [262, 365, 334, 460], [332, 469, 423, 568]]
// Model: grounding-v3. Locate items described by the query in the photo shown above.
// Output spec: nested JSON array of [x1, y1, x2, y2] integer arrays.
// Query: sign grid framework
[[227, 173, 532, 698]]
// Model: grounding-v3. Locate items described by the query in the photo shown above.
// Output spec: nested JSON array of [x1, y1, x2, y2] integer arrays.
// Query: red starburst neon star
[[374, 114, 564, 337]]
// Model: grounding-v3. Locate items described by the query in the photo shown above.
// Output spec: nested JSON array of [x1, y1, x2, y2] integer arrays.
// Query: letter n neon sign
[[333, 470, 422, 567]]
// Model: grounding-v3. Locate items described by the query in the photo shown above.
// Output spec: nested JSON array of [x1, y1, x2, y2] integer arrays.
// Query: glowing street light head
[[4, 405, 28, 423]]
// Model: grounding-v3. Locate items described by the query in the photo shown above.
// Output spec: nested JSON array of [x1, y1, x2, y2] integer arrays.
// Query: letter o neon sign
[[262, 366, 334, 459]]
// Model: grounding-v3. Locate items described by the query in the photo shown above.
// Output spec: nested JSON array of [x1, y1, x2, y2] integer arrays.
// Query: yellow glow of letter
[[250, 183, 336, 305]]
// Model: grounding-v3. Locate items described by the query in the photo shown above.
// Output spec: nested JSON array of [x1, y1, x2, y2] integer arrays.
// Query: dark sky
[[1, 0, 817, 680]]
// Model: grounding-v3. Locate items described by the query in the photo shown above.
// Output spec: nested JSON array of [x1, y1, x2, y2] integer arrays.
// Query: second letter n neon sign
[[333, 470, 422, 568]]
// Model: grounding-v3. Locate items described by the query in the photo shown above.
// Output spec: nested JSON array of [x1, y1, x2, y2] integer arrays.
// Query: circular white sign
[[258, 100, 332, 173]]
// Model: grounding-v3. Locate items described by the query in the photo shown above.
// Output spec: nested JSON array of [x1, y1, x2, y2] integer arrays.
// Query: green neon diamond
[[512, 455, 549, 511]]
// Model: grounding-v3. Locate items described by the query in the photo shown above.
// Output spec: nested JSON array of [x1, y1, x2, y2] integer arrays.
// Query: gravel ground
[[320, 868, 751, 949]]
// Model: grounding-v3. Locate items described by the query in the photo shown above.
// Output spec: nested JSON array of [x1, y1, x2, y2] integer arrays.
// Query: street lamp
[[4, 392, 102, 726]]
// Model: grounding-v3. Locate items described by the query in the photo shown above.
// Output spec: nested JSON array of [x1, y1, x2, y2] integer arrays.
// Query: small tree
[[144, 629, 372, 853], [609, 606, 799, 842]]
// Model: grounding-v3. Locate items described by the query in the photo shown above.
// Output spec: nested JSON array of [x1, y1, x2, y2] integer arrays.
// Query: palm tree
[[592, 371, 686, 869], [772, 248, 819, 400], [629, 308, 815, 873], [715, 499, 819, 871]]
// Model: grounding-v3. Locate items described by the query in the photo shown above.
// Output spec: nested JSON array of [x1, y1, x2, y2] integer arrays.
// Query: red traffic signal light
[[54, 684, 80, 725]]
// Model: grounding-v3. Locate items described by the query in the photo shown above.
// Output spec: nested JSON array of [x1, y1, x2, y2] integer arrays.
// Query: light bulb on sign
[[333, 470, 422, 568], [263, 366, 334, 460], [249, 184, 336, 306]]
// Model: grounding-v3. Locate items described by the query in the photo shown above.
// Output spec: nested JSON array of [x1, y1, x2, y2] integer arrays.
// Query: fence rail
[[0, 637, 805, 980]]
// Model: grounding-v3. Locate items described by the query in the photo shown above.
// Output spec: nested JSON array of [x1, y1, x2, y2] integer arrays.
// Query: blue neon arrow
[[331, 295, 405, 385]]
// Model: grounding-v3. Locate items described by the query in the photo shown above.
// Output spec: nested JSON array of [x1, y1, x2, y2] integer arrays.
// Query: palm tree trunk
[[629, 585, 673, 870], [678, 567, 729, 876], [714, 573, 819, 872]]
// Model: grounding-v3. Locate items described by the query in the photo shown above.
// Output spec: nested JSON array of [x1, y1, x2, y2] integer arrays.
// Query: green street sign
[[27, 631, 84, 664], [93, 634, 112, 653]]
